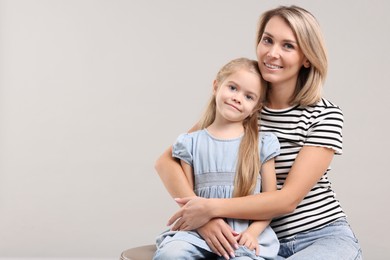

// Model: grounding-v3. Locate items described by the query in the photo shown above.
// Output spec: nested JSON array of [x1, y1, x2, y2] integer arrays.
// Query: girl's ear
[[213, 80, 218, 94]]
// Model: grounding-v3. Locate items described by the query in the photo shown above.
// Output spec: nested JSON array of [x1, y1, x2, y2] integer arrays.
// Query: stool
[[120, 244, 156, 260]]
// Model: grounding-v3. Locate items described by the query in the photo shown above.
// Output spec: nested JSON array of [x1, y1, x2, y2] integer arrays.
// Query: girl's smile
[[213, 69, 261, 125]]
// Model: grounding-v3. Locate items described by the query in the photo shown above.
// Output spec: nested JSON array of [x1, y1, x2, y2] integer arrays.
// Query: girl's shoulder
[[259, 132, 280, 163], [177, 129, 206, 139], [259, 132, 278, 144]]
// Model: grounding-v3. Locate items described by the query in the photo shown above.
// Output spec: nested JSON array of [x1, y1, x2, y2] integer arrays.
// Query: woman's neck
[[266, 83, 295, 109]]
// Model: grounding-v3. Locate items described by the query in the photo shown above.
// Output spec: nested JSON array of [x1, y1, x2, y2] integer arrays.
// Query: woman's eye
[[261, 36, 272, 44], [284, 43, 295, 49]]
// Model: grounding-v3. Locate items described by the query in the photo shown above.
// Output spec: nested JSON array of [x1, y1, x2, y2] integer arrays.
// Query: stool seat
[[120, 244, 156, 260]]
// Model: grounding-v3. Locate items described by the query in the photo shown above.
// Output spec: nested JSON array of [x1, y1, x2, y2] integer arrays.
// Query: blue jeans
[[276, 218, 362, 259], [153, 239, 258, 259]]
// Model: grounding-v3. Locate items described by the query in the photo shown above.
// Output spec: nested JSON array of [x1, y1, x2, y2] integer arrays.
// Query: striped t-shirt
[[259, 98, 346, 240]]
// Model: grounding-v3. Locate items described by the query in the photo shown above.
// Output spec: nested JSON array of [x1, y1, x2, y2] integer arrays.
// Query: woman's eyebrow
[[263, 31, 297, 44]]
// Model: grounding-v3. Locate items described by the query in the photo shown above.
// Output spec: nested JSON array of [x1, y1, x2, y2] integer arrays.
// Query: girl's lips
[[225, 102, 241, 112]]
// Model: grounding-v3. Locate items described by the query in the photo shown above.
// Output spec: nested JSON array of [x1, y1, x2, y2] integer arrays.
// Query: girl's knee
[[153, 240, 197, 259]]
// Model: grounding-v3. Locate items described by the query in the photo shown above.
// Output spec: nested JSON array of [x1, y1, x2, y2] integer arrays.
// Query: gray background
[[0, 0, 388, 259]]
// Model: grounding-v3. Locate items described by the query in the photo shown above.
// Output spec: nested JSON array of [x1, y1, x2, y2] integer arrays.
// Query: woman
[[156, 5, 362, 259]]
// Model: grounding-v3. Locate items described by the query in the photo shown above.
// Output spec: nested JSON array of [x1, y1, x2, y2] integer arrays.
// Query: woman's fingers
[[174, 197, 193, 205], [221, 226, 239, 252], [197, 219, 239, 259], [167, 209, 183, 227], [167, 196, 197, 227], [210, 234, 232, 260]]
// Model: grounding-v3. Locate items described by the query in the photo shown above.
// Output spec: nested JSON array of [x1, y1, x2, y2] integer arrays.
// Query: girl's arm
[[169, 146, 334, 230], [155, 125, 239, 259], [236, 159, 276, 256]]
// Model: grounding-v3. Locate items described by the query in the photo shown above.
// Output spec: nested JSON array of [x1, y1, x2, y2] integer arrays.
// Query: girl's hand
[[168, 197, 214, 231], [197, 218, 239, 260], [236, 230, 260, 256]]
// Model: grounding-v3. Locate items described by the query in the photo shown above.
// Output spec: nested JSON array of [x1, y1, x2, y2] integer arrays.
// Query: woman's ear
[[303, 58, 311, 68]]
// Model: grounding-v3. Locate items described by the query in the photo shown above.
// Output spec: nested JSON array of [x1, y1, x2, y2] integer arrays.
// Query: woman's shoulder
[[312, 98, 343, 112], [293, 98, 344, 118]]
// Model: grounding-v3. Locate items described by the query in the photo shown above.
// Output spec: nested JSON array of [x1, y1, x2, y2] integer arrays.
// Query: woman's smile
[[264, 62, 283, 70]]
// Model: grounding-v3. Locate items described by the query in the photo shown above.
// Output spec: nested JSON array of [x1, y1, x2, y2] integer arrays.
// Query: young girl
[[153, 58, 280, 260], [156, 6, 362, 260]]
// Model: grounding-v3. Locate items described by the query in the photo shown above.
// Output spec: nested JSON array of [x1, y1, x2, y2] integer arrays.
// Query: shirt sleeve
[[305, 105, 343, 155], [172, 133, 193, 166], [260, 132, 280, 163]]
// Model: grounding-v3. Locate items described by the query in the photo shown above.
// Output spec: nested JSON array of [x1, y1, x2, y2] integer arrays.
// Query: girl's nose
[[232, 95, 241, 104]]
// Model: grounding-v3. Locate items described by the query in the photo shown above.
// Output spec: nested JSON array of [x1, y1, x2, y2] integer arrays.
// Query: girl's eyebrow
[[226, 80, 239, 86], [263, 31, 297, 44]]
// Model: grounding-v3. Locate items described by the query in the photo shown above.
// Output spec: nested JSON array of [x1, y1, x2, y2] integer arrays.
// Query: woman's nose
[[267, 46, 280, 58]]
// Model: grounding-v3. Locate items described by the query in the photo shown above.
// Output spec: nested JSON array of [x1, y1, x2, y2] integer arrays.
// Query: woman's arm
[[217, 146, 334, 219], [181, 160, 194, 190], [154, 124, 200, 198], [169, 146, 334, 230], [155, 146, 195, 198]]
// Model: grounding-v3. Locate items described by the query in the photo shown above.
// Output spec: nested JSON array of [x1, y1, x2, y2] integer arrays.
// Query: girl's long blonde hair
[[256, 5, 328, 106], [199, 58, 265, 197]]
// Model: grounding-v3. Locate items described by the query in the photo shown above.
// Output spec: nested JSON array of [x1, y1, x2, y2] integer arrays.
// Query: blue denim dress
[[156, 130, 280, 259]]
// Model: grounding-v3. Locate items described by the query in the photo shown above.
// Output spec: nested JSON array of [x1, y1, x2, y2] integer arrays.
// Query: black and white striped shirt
[[259, 98, 346, 240]]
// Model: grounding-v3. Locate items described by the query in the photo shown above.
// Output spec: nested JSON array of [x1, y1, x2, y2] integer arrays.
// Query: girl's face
[[256, 16, 309, 89], [214, 69, 261, 124]]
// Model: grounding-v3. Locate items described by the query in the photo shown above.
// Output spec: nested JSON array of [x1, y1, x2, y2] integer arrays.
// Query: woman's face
[[256, 16, 308, 89]]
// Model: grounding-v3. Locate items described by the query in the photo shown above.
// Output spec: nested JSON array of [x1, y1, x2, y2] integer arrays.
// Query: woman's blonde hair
[[256, 5, 328, 106], [199, 58, 265, 197]]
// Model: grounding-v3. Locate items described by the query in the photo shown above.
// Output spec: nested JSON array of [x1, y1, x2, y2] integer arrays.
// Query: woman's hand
[[197, 218, 239, 259], [168, 197, 214, 231]]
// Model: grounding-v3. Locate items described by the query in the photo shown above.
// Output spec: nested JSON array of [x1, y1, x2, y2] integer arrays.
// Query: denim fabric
[[156, 130, 280, 259], [153, 239, 215, 259], [276, 218, 362, 259], [153, 239, 265, 260]]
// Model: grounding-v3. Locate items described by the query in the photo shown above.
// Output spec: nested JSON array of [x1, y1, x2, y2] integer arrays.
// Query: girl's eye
[[245, 95, 254, 101], [229, 85, 237, 91]]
